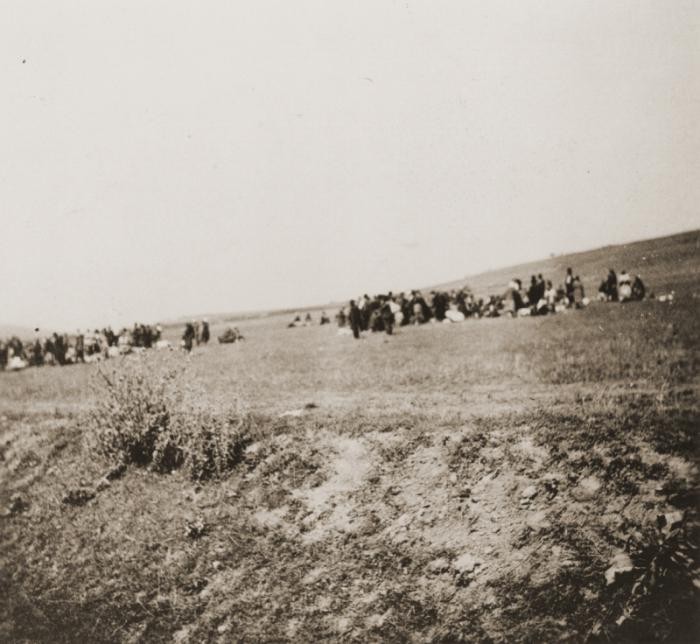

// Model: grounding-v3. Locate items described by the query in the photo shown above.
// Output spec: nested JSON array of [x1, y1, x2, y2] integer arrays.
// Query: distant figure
[[348, 300, 362, 339], [44, 335, 55, 364], [53, 333, 67, 365], [320, 311, 331, 325], [31, 337, 44, 367], [565, 268, 574, 303], [336, 308, 347, 328], [218, 326, 242, 343], [381, 298, 395, 335], [432, 291, 447, 322], [632, 275, 646, 301], [618, 270, 632, 302], [201, 320, 210, 344], [536, 274, 546, 303], [288, 314, 301, 328], [75, 331, 85, 363], [606, 269, 618, 301], [572, 276, 585, 308], [360, 294, 371, 331], [527, 276, 538, 309], [182, 322, 195, 352], [502, 280, 521, 317], [544, 280, 557, 312], [304, 312, 313, 326]]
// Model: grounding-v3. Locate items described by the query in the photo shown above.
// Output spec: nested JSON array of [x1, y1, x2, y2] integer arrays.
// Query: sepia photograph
[[1, 1, 699, 642]]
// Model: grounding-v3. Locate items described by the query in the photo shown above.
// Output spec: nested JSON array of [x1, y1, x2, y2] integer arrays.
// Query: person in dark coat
[[53, 333, 66, 365], [632, 275, 646, 301], [432, 291, 447, 322], [527, 276, 538, 308], [381, 298, 395, 335], [572, 276, 585, 308], [182, 323, 195, 352], [75, 332, 85, 363], [565, 268, 574, 304], [348, 300, 362, 339], [31, 338, 44, 366], [201, 320, 210, 344], [606, 269, 618, 301], [536, 274, 546, 303]]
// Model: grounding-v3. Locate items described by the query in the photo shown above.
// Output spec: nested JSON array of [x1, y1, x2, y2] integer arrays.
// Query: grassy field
[[1, 232, 699, 643]]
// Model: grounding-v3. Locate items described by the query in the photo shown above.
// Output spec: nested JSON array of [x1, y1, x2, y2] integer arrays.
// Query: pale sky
[[2, 1, 698, 330]]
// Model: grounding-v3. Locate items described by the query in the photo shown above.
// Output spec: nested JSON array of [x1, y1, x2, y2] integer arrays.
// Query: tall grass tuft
[[83, 355, 254, 480]]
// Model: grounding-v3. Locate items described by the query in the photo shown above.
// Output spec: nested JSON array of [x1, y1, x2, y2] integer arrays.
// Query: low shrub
[[83, 356, 254, 480], [596, 518, 700, 642], [174, 408, 253, 481]]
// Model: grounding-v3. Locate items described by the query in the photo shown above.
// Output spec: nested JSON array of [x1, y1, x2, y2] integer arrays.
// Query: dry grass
[[1, 237, 699, 642]]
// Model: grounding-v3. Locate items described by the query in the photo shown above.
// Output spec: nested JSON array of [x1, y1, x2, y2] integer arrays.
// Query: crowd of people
[[335, 267, 648, 339], [0, 323, 165, 371], [1, 316, 239, 371], [2, 267, 652, 368], [181, 320, 211, 352], [287, 312, 332, 328], [598, 269, 646, 302]]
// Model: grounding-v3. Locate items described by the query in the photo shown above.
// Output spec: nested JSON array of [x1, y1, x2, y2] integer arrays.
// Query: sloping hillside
[[432, 229, 699, 299], [1, 228, 699, 642]]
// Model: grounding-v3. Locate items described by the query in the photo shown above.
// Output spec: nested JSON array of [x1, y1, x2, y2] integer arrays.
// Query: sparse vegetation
[[1, 234, 698, 642], [83, 356, 258, 481]]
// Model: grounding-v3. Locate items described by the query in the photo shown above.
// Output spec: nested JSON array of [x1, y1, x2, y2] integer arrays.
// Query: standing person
[[359, 295, 371, 331], [0, 340, 6, 370], [536, 274, 546, 302], [348, 300, 362, 339], [182, 322, 195, 352], [201, 319, 210, 344], [432, 291, 447, 322], [44, 335, 55, 365], [104, 326, 116, 347], [53, 333, 66, 365], [565, 268, 575, 304], [75, 331, 85, 363], [381, 297, 395, 335], [502, 280, 520, 317], [31, 337, 44, 367], [606, 269, 618, 301], [527, 276, 538, 309], [572, 275, 585, 308]]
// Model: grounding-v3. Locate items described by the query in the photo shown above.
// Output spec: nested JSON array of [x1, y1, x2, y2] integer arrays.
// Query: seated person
[[618, 271, 632, 302], [632, 275, 646, 301]]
